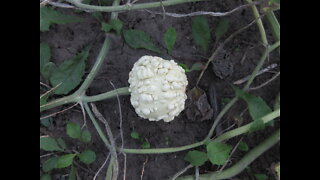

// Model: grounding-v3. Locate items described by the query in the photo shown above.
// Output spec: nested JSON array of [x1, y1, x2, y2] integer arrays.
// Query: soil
[[40, 0, 280, 179]]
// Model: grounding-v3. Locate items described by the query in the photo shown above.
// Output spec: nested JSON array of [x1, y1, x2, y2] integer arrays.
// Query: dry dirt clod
[[185, 87, 214, 121]]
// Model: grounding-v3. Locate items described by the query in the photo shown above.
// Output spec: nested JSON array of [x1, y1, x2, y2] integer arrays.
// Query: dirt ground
[[40, 0, 280, 179]]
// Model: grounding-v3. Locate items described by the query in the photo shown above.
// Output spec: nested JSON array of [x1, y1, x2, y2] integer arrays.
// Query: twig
[[73, 161, 96, 175], [233, 64, 278, 85], [219, 137, 244, 172], [40, 0, 52, 7], [140, 156, 148, 180], [90, 103, 119, 180], [79, 102, 87, 129], [122, 153, 127, 180], [169, 164, 193, 180], [195, 166, 200, 180], [196, 16, 261, 86], [40, 82, 51, 89], [93, 153, 111, 180], [40, 82, 62, 100], [144, 0, 262, 18], [40, 153, 55, 158], [40, 103, 79, 120], [109, 81, 124, 149], [45, 1, 95, 12], [249, 71, 280, 91]]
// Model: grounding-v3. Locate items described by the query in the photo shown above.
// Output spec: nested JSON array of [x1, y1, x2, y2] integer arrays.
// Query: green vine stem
[[176, 129, 280, 180], [119, 109, 279, 154], [265, 11, 280, 42], [76, 37, 111, 94], [65, 0, 206, 12], [245, 0, 268, 45], [244, 40, 280, 90], [84, 102, 112, 149]]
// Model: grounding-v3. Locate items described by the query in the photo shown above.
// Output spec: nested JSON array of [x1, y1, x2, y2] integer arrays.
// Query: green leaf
[[78, 150, 96, 164], [192, 16, 211, 51], [238, 141, 249, 152], [207, 141, 232, 165], [49, 48, 89, 95], [56, 154, 76, 168], [250, 119, 265, 132], [184, 150, 208, 166], [42, 62, 58, 81], [68, 166, 77, 180], [40, 137, 64, 151], [178, 63, 191, 72], [40, 174, 52, 180], [101, 22, 112, 33], [81, 130, 92, 143], [190, 62, 204, 71], [123, 29, 161, 53], [130, 131, 140, 140], [109, 19, 123, 35], [57, 138, 67, 150], [43, 156, 59, 172], [40, 7, 82, 32], [40, 117, 53, 128], [141, 141, 151, 149], [234, 87, 272, 132], [215, 18, 230, 40], [40, 42, 51, 76], [164, 27, 177, 54], [254, 173, 268, 180], [66, 122, 81, 139]]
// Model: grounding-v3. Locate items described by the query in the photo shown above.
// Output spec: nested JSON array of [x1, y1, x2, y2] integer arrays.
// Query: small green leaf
[[56, 154, 76, 168], [50, 48, 89, 95], [57, 138, 67, 150], [215, 18, 230, 40], [101, 22, 112, 33], [66, 122, 81, 139], [43, 156, 59, 172], [192, 16, 211, 51], [81, 130, 92, 143], [40, 7, 82, 32], [184, 150, 208, 166], [123, 29, 161, 53], [238, 141, 249, 152], [207, 142, 232, 165], [42, 62, 58, 81], [141, 141, 151, 149], [40, 117, 53, 128], [78, 150, 96, 164], [130, 131, 140, 140], [40, 137, 64, 152], [234, 87, 272, 132], [40, 174, 52, 180], [190, 62, 204, 71], [109, 19, 123, 35], [68, 166, 77, 180], [254, 173, 268, 180], [164, 27, 177, 54], [178, 63, 191, 72]]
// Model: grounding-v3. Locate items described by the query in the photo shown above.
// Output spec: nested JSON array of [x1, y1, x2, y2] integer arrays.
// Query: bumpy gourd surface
[[128, 55, 188, 122]]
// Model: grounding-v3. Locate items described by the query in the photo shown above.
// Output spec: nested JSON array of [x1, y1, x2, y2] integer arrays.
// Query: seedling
[[130, 131, 151, 149]]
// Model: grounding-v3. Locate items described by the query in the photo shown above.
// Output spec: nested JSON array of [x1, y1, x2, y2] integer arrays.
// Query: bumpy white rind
[[128, 55, 188, 122]]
